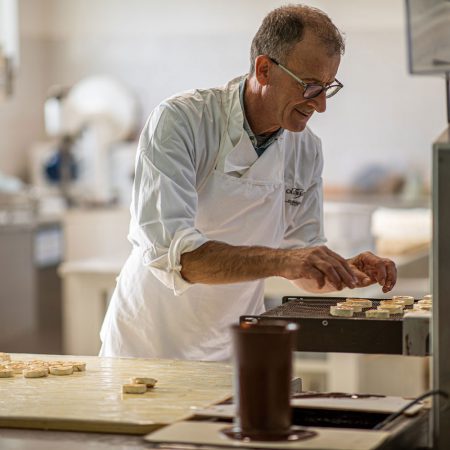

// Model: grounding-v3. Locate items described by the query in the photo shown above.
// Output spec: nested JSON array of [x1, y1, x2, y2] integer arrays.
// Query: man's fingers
[[329, 260, 357, 288], [307, 267, 326, 289], [350, 266, 373, 287], [311, 246, 359, 289], [315, 261, 345, 290], [383, 261, 397, 292], [350, 252, 398, 293], [324, 248, 358, 284], [287, 247, 396, 293], [313, 247, 358, 288], [374, 262, 387, 286], [355, 252, 386, 286]]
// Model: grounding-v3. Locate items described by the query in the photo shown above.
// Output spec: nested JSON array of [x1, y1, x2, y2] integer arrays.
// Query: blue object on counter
[[44, 150, 78, 183]]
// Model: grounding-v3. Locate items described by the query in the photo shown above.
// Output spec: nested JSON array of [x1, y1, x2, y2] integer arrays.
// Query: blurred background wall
[[1, 0, 446, 187]]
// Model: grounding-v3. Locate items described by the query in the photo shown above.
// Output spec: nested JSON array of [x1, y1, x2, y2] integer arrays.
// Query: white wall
[[0, 0, 446, 186], [0, 0, 51, 178]]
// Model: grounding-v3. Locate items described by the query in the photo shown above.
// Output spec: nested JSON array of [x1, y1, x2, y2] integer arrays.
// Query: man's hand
[[180, 242, 396, 294], [282, 245, 358, 291], [348, 251, 397, 293]]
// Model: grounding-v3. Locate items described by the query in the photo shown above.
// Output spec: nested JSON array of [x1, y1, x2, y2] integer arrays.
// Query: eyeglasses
[[269, 57, 343, 99]]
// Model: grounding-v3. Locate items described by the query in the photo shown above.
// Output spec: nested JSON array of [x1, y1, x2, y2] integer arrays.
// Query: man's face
[[266, 32, 341, 132]]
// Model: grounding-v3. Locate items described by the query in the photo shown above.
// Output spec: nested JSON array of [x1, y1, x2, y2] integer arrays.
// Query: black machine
[[241, 296, 429, 356]]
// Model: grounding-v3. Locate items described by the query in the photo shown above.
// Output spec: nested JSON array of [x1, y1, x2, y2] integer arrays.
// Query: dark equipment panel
[[241, 296, 429, 355]]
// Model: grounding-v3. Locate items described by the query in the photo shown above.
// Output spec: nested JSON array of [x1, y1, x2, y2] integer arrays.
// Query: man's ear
[[254, 55, 272, 86]]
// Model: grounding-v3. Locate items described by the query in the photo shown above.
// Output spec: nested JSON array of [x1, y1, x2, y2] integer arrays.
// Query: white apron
[[100, 90, 288, 361]]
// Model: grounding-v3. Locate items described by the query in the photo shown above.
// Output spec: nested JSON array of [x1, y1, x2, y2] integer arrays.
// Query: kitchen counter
[[0, 411, 431, 450], [0, 428, 148, 450], [0, 353, 234, 450], [323, 191, 430, 209], [0, 354, 232, 434]]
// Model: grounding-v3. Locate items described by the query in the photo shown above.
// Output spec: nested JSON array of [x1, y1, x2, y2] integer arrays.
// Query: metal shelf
[[241, 296, 430, 356]]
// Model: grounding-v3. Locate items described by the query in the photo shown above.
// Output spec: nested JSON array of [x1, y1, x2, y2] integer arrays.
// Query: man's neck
[[243, 77, 281, 136]]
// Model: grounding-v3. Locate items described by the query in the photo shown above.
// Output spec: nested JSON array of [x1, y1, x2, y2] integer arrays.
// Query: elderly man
[[100, 4, 396, 361]]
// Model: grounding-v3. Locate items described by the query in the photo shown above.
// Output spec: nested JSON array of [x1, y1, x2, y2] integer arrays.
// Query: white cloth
[[99, 75, 326, 361]]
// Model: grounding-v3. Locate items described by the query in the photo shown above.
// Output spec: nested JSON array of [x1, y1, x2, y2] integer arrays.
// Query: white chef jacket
[[99, 75, 326, 361]]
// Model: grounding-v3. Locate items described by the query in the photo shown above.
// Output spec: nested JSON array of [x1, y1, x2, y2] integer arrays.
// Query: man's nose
[[309, 91, 327, 113]]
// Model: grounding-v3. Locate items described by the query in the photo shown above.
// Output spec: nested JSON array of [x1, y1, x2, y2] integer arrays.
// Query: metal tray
[[240, 296, 430, 355]]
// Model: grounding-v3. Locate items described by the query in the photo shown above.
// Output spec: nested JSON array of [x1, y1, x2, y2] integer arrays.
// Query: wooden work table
[[0, 354, 232, 437]]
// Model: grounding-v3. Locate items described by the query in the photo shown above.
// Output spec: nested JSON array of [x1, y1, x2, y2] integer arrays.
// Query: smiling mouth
[[296, 109, 313, 118]]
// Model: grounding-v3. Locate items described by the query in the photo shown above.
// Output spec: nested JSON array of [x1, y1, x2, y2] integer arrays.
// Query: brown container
[[225, 321, 298, 441]]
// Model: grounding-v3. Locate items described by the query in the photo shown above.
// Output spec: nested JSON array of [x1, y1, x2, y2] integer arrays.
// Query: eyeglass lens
[[304, 84, 341, 99]]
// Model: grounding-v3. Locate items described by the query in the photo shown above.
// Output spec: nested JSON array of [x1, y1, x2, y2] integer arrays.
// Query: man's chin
[[285, 121, 308, 133]]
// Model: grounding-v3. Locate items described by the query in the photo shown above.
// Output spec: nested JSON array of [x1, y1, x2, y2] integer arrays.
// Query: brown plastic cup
[[224, 321, 298, 441]]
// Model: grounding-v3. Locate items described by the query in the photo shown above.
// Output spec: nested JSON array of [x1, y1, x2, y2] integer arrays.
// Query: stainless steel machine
[[432, 128, 450, 449], [406, 2, 450, 447]]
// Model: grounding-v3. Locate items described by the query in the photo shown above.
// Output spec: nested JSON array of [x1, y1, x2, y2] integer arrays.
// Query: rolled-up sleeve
[[129, 103, 210, 295]]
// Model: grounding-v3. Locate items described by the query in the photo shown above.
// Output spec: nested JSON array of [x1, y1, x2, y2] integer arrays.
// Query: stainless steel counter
[[0, 429, 147, 450]]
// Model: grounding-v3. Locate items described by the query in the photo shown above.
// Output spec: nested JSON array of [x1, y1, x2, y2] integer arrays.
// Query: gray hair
[[249, 4, 345, 74]]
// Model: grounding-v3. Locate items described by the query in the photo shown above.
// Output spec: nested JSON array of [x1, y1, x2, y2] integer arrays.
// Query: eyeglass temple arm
[[268, 56, 342, 86]]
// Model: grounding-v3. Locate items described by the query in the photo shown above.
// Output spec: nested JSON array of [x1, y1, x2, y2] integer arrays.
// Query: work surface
[[0, 354, 232, 434], [0, 354, 430, 450]]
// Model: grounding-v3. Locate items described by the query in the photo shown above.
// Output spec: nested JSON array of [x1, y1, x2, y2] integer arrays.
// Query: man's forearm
[[180, 241, 286, 284], [180, 241, 363, 291]]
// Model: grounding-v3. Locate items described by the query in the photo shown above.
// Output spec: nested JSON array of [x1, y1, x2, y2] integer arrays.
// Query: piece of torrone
[[0, 353, 11, 362], [337, 302, 363, 313], [391, 295, 415, 306], [23, 368, 48, 378], [131, 377, 158, 388], [377, 304, 403, 315], [49, 365, 74, 376], [9, 363, 26, 374], [28, 365, 49, 374], [366, 309, 389, 319], [0, 369, 13, 378], [345, 298, 372, 308], [330, 305, 354, 317], [414, 303, 432, 311], [418, 299, 432, 305], [68, 362, 86, 372], [122, 383, 147, 394]]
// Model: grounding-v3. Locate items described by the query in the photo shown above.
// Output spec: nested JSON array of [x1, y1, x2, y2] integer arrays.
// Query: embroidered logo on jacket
[[285, 187, 305, 206]]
